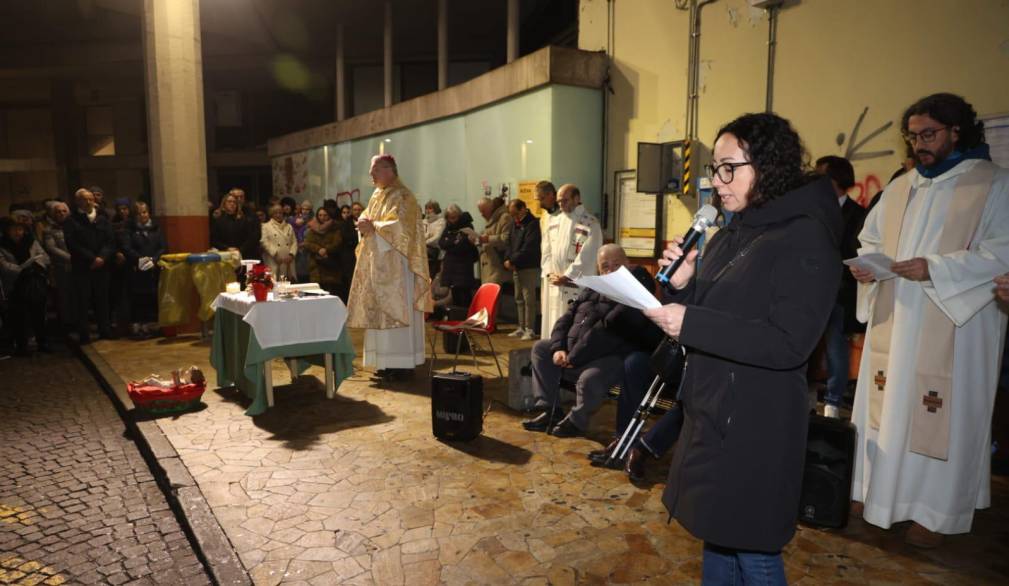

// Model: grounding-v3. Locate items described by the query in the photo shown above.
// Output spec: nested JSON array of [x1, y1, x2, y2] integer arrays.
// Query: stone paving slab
[[0, 350, 212, 585], [88, 329, 1009, 585]]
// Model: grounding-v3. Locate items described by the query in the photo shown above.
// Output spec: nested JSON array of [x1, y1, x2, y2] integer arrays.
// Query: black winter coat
[[662, 177, 841, 553], [549, 265, 661, 368], [438, 213, 479, 287], [838, 197, 867, 333], [211, 213, 260, 261], [65, 209, 115, 271], [503, 212, 541, 270], [122, 220, 167, 265]]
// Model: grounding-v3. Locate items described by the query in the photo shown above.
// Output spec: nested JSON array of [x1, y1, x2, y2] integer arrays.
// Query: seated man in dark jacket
[[522, 244, 657, 438]]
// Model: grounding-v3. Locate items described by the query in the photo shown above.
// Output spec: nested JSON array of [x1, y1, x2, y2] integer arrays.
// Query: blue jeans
[[824, 304, 849, 408], [702, 543, 787, 586]]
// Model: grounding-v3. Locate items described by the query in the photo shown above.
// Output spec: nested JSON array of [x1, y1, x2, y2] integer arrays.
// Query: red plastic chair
[[429, 283, 504, 377]]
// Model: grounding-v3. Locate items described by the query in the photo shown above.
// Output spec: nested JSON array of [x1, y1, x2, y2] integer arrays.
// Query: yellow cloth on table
[[157, 259, 194, 326], [192, 261, 237, 322]]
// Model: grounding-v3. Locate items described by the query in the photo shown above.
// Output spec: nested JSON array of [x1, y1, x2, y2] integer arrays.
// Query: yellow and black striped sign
[[682, 139, 692, 195]]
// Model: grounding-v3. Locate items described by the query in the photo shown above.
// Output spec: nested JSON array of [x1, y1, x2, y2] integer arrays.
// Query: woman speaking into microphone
[[644, 112, 841, 584]]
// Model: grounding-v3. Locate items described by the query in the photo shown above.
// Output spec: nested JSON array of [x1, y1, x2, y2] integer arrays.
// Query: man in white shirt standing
[[539, 183, 602, 339]]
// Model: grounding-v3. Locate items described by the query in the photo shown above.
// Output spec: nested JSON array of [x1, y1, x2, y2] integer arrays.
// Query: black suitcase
[[431, 372, 483, 441], [442, 306, 471, 354], [798, 414, 857, 528]]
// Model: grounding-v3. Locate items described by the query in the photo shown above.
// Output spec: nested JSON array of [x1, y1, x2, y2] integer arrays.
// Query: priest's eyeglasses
[[902, 126, 949, 144], [705, 161, 753, 184]]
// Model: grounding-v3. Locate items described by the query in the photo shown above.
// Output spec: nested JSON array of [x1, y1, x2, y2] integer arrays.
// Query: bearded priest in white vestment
[[347, 155, 432, 379], [850, 93, 1009, 547], [539, 183, 602, 339]]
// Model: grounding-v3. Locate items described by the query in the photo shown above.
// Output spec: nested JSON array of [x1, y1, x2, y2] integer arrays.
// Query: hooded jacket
[[504, 211, 541, 271], [661, 176, 842, 553], [438, 212, 479, 288]]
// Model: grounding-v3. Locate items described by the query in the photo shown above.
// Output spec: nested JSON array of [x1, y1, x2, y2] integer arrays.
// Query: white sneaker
[[520, 329, 536, 341], [508, 328, 524, 338], [824, 404, 840, 418]]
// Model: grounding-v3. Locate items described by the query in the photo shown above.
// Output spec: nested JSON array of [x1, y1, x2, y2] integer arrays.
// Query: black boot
[[522, 408, 564, 432]]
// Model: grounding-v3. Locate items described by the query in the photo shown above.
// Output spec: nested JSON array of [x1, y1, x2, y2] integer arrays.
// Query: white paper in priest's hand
[[573, 266, 661, 311], [843, 253, 898, 281]]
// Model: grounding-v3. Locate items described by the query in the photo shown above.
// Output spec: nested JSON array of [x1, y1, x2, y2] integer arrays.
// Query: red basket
[[127, 381, 206, 414]]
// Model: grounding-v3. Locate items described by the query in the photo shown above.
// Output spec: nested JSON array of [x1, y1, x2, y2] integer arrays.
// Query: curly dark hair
[[901, 93, 985, 151], [715, 113, 808, 207]]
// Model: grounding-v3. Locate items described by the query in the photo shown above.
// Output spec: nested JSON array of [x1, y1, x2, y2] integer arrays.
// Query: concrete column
[[335, 23, 346, 121], [507, 0, 519, 63], [437, 0, 448, 90], [384, 0, 393, 108], [142, 0, 209, 253]]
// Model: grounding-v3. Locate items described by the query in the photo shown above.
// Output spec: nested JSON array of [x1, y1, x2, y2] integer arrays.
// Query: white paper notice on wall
[[983, 114, 1009, 169]]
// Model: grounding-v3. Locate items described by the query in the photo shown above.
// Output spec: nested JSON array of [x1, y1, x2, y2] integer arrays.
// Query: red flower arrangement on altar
[[248, 263, 274, 301]]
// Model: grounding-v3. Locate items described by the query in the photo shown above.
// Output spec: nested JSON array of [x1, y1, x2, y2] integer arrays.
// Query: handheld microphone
[[655, 204, 718, 290]]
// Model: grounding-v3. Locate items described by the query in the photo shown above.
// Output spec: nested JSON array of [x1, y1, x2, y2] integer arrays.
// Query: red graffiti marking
[[335, 189, 361, 208], [851, 175, 881, 208]]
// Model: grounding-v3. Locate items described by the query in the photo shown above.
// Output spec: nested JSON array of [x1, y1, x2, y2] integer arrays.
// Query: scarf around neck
[[916, 143, 991, 179], [309, 218, 333, 235]]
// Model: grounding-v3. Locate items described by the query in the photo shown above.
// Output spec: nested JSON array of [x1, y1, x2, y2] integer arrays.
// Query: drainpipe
[[765, 5, 779, 112], [685, 0, 716, 143]]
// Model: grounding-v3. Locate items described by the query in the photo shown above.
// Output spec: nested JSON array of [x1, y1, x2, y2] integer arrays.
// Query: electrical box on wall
[[636, 142, 683, 195]]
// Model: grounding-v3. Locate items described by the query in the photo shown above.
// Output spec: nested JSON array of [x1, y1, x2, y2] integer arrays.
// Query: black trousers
[[8, 297, 46, 350], [450, 285, 474, 310], [73, 266, 111, 341]]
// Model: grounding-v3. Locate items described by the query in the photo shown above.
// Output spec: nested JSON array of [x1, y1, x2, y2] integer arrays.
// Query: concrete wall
[[579, 0, 1009, 237], [276, 84, 603, 231]]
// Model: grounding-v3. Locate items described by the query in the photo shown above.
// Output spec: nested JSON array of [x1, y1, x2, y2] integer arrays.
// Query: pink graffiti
[[335, 189, 361, 208], [851, 175, 881, 208]]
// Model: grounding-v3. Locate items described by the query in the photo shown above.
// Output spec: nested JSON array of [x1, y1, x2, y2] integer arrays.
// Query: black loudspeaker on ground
[[431, 372, 483, 442], [798, 414, 857, 529]]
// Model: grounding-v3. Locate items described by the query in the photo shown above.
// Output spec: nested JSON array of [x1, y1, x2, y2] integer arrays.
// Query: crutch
[[602, 375, 668, 468], [602, 338, 687, 467]]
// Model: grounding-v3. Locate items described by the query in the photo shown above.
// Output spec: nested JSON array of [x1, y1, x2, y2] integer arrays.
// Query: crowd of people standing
[[1, 186, 168, 356]]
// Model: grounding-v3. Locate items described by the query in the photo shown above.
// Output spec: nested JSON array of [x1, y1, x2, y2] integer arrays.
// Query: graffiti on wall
[[851, 174, 881, 207], [335, 189, 360, 209], [838, 106, 895, 162]]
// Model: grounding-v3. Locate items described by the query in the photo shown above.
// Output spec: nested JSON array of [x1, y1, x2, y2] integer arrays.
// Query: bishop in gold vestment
[[347, 155, 432, 372]]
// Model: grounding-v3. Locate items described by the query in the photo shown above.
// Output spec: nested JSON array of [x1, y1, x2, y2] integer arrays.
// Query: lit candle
[[225, 282, 241, 294]]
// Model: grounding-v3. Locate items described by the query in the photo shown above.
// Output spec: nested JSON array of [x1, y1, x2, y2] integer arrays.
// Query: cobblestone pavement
[[90, 331, 1009, 585], [0, 350, 212, 585]]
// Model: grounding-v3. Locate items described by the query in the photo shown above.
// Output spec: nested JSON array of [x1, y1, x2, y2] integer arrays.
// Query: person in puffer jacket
[[521, 244, 658, 438]]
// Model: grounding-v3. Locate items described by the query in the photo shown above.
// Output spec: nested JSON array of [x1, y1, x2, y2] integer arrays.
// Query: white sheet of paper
[[573, 266, 661, 310], [843, 253, 897, 281]]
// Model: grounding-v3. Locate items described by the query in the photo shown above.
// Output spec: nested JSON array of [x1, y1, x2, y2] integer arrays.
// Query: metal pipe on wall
[[765, 5, 779, 112], [684, 0, 715, 141]]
